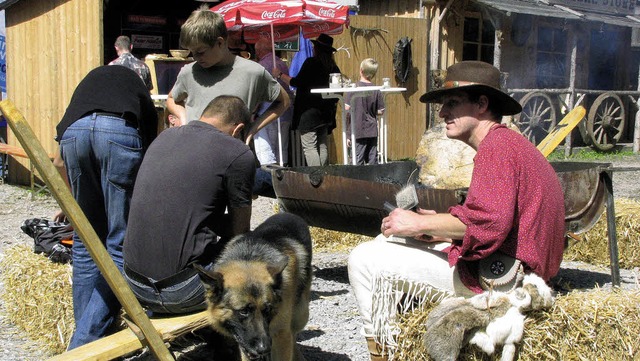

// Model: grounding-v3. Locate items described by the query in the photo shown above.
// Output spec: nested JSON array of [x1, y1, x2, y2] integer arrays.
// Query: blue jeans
[[254, 118, 291, 166], [60, 113, 143, 349], [123, 263, 212, 315]]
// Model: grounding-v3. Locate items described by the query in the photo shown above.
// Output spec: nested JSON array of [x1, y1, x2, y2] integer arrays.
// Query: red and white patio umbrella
[[211, 0, 349, 44], [211, 0, 349, 166]]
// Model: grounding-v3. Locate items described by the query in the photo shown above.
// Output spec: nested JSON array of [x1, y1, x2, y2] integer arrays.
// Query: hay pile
[[0, 244, 73, 355], [564, 198, 640, 269], [394, 288, 640, 360], [309, 226, 370, 252]]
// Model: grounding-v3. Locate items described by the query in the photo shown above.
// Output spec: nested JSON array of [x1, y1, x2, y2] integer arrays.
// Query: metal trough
[[551, 161, 610, 235], [272, 161, 466, 237], [273, 161, 611, 237]]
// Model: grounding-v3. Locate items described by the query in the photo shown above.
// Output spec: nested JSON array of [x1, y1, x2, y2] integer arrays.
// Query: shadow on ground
[[552, 267, 612, 292], [163, 331, 354, 361], [313, 265, 349, 283], [300, 344, 352, 361]]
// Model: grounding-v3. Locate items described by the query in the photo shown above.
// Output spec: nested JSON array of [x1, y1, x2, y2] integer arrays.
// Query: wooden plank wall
[[330, 15, 429, 162], [357, 0, 421, 18], [4, 0, 103, 185]]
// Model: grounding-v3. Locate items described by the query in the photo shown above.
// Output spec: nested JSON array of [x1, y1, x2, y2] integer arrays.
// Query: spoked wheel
[[515, 91, 557, 145], [587, 92, 625, 151]]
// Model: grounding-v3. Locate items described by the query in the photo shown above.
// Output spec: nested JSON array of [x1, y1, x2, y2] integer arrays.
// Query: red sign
[[127, 15, 167, 26]]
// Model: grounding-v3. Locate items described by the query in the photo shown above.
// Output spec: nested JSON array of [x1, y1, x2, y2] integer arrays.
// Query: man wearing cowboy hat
[[347, 61, 566, 361]]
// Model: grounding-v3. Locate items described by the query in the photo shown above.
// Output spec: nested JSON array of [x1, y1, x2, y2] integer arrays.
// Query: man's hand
[[381, 207, 465, 241], [381, 207, 430, 238], [53, 209, 67, 223]]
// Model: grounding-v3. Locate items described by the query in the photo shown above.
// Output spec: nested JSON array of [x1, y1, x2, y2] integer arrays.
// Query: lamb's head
[[519, 273, 554, 311], [508, 287, 532, 311]]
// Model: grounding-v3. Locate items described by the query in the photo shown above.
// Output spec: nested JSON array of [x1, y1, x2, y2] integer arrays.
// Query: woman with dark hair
[[273, 33, 341, 166]]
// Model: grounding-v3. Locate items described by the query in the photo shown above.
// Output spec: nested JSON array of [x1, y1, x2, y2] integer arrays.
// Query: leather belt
[[124, 264, 198, 290], [85, 111, 137, 126]]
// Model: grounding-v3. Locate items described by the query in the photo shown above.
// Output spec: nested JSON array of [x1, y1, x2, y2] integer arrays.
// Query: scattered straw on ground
[[564, 198, 640, 269], [0, 244, 73, 355], [395, 288, 640, 360], [310, 227, 370, 252], [0, 198, 638, 357]]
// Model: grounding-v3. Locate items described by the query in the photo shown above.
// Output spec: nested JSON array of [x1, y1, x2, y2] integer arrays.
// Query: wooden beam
[[48, 311, 210, 361], [0, 99, 174, 361], [537, 105, 586, 158]]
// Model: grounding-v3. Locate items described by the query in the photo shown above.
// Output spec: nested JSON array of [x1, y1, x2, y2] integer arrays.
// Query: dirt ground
[[0, 154, 639, 360]]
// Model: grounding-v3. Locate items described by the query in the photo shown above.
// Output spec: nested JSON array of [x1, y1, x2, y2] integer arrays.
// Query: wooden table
[[311, 86, 384, 165]]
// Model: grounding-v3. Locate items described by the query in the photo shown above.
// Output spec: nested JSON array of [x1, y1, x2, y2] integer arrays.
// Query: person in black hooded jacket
[[273, 33, 340, 166]]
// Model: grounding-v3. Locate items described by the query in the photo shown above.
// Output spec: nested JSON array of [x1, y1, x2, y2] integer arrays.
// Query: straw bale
[[0, 244, 73, 355], [394, 288, 640, 360], [564, 198, 640, 269]]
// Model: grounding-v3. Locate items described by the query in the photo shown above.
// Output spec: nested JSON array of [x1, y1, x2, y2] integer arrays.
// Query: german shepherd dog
[[195, 213, 312, 361]]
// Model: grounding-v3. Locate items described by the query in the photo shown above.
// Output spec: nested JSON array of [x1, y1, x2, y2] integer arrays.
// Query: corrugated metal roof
[[2, 0, 639, 28], [473, 0, 640, 28], [0, 0, 21, 11]]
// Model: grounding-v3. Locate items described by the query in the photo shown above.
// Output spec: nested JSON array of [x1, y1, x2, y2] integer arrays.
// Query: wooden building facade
[[353, 0, 640, 153], [328, 15, 429, 162], [2, 0, 640, 184], [1, 0, 103, 184]]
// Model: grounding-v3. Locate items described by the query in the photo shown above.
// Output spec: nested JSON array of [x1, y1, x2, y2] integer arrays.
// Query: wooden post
[[493, 29, 502, 71], [483, 9, 501, 71], [635, 60, 640, 153], [565, 30, 578, 157], [428, 4, 444, 129], [0, 100, 174, 361]]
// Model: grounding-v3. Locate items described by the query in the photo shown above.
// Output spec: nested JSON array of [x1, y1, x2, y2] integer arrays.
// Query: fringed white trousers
[[348, 234, 476, 356]]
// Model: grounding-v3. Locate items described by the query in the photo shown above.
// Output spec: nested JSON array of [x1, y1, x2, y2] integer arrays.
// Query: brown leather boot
[[366, 336, 389, 361]]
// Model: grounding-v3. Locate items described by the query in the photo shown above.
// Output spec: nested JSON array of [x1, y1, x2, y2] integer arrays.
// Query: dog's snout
[[257, 338, 271, 354], [247, 338, 271, 359]]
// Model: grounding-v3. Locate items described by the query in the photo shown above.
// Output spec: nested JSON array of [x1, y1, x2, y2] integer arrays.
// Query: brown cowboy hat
[[311, 34, 337, 53], [419, 61, 522, 115]]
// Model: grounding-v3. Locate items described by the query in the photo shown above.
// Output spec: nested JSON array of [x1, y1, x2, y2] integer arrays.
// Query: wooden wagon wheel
[[515, 91, 557, 145], [587, 92, 625, 151]]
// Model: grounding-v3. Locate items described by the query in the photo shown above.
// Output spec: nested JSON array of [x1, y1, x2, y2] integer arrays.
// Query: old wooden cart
[[513, 89, 638, 151], [272, 161, 621, 286]]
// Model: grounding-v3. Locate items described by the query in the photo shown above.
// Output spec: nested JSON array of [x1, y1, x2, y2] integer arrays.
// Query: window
[[536, 27, 567, 88], [463, 17, 495, 63]]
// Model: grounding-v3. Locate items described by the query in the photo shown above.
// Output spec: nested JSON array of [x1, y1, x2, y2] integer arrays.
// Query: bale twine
[[395, 288, 640, 360], [0, 244, 73, 354]]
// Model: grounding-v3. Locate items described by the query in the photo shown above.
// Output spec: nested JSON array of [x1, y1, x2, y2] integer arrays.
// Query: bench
[[0, 142, 55, 196]]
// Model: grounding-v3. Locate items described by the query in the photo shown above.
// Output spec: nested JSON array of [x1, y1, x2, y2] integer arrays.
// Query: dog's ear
[[266, 254, 289, 277], [194, 264, 224, 302]]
